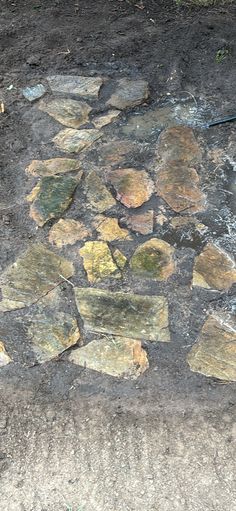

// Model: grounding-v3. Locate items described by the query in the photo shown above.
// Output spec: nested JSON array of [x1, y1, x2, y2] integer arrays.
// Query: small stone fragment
[[47, 75, 104, 98], [106, 168, 154, 208], [107, 78, 149, 110], [79, 241, 121, 283], [74, 287, 170, 342], [156, 213, 168, 226], [93, 215, 131, 241], [130, 238, 175, 281], [187, 314, 236, 381], [192, 243, 236, 291], [28, 173, 81, 227], [85, 171, 116, 212], [26, 158, 80, 177], [113, 249, 127, 270], [49, 219, 91, 248], [0, 342, 11, 367], [92, 110, 121, 129], [0, 243, 74, 311], [53, 128, 102, 153], [38, 98, 92, 128], [28, 312, 80, 363], [22, 83, 46, 102], [124, 210, 154, 235], [69, 337, 149, 379]]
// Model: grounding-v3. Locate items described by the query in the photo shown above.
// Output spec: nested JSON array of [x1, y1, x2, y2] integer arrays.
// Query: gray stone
[[47, 75, 104, 98]]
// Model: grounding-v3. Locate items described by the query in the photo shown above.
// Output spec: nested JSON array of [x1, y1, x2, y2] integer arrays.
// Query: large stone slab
[[107, 78, 149, 110], [192, 243, 236, 291], [0, 243, 74, 311], [157, 126, 202, 165], [85, 171, 116, 212], [26, 158, 80, 177], [106, 168, 154, 208], [93, 215, 131, 241], [28, 174, 81, 226], [69, 337, 149, 379], [74, 288, 170, 342], [0, 342, 12, 366], [47, 75, 104, 98], [79, 242, 121, 283], [53, 128, 102, 153], [187, 314, 236, 381], [38, 98, 92, 128], [130, 238, 175, 281], [49, 219, 91, 248]]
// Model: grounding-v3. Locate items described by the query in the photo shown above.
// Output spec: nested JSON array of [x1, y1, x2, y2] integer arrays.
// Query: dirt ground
[[0, 1, 236, 510]]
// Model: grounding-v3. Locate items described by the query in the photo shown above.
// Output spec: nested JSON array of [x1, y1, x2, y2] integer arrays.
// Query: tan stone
[[156, 213, 168, 226], [192, 243, 236, 291], [69, 337, 149, 379], [130, 238, 175, 281], [112, 249, 127, 270], [85, 171, 116, 212], [187, 314, 236, 381], [107, 78, 149, 110], [156, 126, 202, 165], [49, 219, 91, 248], [53, 128, 102, 153], [171, 216, 207, 232], [0, 342, 12, 367], [93, 215, 131, 241], [106, 168, 154, 208], [92, 110, 121, 129], [47, 75, 104, 98], [124, 210, 154, 235], [74, 287, 170, 342], [79, 241, 121, 283], [26, 158, 80, 177], [38, 98, 92, 128]]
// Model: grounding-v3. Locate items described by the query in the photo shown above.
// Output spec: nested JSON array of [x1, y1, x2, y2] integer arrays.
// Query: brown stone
[[26, 158, 80, 177], [97, 140, 140, 167], [84, 171, 116, 212], [192, 243, 236, 291], [53, 128, 102, 153], [92, 110, 121, 129], [107, 78, 149, 110], [130, 238, 175, 281], [49, 219, 91, 248], [106, 168, 154, 209], [79, 241, 121, 283], [124, 210, 154, 235], [156, 126, 202, 165], [47, 75, 104, 98], [38, 98, 92, 128], [93, 215, 131, 241]]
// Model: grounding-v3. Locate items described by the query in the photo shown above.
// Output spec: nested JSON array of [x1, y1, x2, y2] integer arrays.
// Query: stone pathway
[[0, 74, 235, 381]]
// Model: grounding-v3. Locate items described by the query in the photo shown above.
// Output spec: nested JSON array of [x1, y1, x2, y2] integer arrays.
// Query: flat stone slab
[[85, 171, 116, 212], [96, 140, 141, 167], [28, 173, 81, 226], [69, 336, 149, 379], [92, 110, 121, 129], [156, 126, 202, 165], [107, 78, 149, 109], [192, 243, 236, 291], [74, 288, 170, 342], [123, 210, 154, 235], [26, 158, 80, 177], [93, 215, 131, 241], [49, 219, 91, 248], [38, 98, 92, 128], [0, 341, 12, 366], [0, 243, 74, 311], [79, 241, 121, 283], [187, 314, 236, 381], [106, 168, 154, 208], [47, 75, 104, 98], [130, 238, 175, 281], [53, 128, 102, 153]]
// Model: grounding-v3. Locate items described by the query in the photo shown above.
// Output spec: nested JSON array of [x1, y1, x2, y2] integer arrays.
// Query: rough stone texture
[[122, 105, 174, 139], [74, 288, 170, 342], [192, 243, 236, 291], [170, 216, 207, 232], [156, 126, 202, 165], [106, 168, 154, 208], [49, 219, 91, 248], [92, 110, 121, 128], [113, 248, 127, 269], [123, 210, 154, 235], [38, 98, 92, 128], [47, 75, 104, 98], [0, 243, 74, 311], [130, 238, 175, 280], [69, 336, 149, 379], [28, 174, 81, 226], [97, 140, 140, 167], [187, 314, 236, 381], [0, 341, 11, 366], [22, 83, 46, 102], [79, 242, 121, 283], [53, 128, 102, 153], [107, 78, 149, 109], [93, 215, 131, 241], [26, 158, 80, 177], [85, 171, 116, 212]]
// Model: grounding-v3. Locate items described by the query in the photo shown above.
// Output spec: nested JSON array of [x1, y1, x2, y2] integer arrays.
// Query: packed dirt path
[[0, 1, 236, 510]]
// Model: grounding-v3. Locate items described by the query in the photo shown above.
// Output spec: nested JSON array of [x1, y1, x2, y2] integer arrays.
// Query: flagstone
[[26, 158, 80, 177], [93, 215, 131, 241], [53, 128, 102, 153], [74, 288, 170, 342], [97, 140, 140, 167], [106, 168, 154, 208], [92, 110, 121, 129], [0, 342, 12, 367], [0, 243, 74, 311], [107, 78, 149, 110], [47, 75, 104, 98], [113, 249, 127, 270], [38, 98, 92, 128], [130, 238, 175, 280], [156, 126, 202, 165], [28, 173, 81, 226], [49, 219, 91, 248], [79, 241, 121, 283], [85, 171, 116, 212], [123, 210, 154, 235], [192, 243, 236, 291], [187, 314, 236, 381], [69, 337, 149, 379]]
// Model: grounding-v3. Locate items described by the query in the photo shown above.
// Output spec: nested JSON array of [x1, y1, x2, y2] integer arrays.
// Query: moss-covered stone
[[130, 239, 175, 280]]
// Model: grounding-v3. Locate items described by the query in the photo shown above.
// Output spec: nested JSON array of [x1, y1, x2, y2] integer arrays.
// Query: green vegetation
[[215, 48, 230, 63]]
